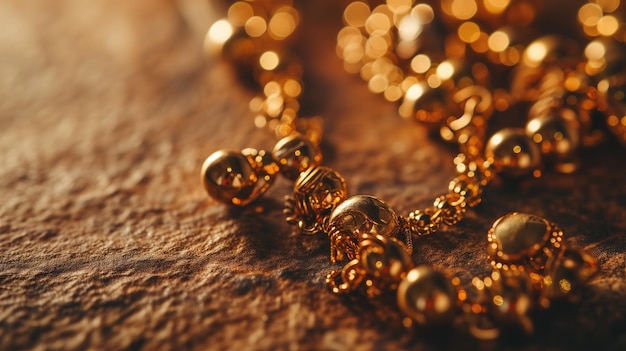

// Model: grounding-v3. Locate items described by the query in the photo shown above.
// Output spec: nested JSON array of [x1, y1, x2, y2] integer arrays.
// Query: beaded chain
[[201, 0, 625, 339]]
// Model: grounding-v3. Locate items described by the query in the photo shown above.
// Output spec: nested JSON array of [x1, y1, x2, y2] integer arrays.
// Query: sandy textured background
[[1, 0, 625, 350]]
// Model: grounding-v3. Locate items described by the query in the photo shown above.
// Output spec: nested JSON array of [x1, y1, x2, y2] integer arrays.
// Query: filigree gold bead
[[448, 175, 482, 208], [487, 212, 563, 272], [201, 150, 266, 206], [272, 134, 322, 180], [526, 109, 581, 158], [433, 193, 466, 226], [406, 209, 441, 236], [485, 128, 542, 178], [326, 195, 401, 263], [541, 247, 598, 303], [397, 267, 458, 326], [359, 235, 413, 283], [285, 166, 347, 235]]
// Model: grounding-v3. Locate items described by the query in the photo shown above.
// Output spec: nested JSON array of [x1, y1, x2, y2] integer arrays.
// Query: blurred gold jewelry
[[199, 0, 618, 339]]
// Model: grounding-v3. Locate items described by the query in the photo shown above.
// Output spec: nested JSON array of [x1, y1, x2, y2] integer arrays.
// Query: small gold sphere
[[525, 109, 580, 158], [201, 150, 260, 206], [272, 134, 322, 180], [286, 166, 347, 235], [486, 272, 535, 334], [326, 195, 400, 263], [359, 235, 413, 282], [485, 128, 541, 178], [448, 175, 482, 207], [541, 247, 598, 302], [487, 212, 551, 266], [397, 267, 458, 326]]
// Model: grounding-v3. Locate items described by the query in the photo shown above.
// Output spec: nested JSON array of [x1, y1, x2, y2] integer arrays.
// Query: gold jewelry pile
[[202, 0, 624, 339]]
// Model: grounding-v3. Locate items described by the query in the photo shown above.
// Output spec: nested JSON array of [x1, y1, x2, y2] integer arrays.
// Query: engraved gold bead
[[201, 150, 267, 206], [285, 166, 347, 235], [485, 128, 542, 178], [272, 134, 322, 180], [397, 267, 458, 326], [326, 195, 401, 263]]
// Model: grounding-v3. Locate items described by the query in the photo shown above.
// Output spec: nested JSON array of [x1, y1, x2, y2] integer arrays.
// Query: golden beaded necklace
[[201, 0, 624, 339]]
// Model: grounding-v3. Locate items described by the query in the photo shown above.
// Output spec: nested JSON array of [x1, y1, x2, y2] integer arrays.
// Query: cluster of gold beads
[[201, 0, 604, 339], [326, 212, 597, 338], [339, 0, 626, 176]]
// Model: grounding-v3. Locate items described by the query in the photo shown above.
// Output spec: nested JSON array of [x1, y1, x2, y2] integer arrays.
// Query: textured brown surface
[[1, 0, 626, 350]]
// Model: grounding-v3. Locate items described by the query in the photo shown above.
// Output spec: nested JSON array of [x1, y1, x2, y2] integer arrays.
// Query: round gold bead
[[541, 247, 598, 302], [487, 212, 562, 272], [448, 174, 482, 208], [485, 272, 536, 334], [326, 195, 401, 263], [525, 109, 580, 158], [397, 267, 458, 326], [359, 235, 413, 283], [272, 134, 322, 180], [201, 150, 261, 206], [485, 128, 542, 178]]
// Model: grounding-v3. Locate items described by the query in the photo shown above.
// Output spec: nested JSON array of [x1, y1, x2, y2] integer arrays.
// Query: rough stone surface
[[1, 0, 625, 350]]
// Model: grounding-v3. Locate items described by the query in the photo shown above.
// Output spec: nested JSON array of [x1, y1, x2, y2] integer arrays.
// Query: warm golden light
[[411, 54, 431, 73], [412, 4, 435, 24], [368, 74, 389, 93], [484, 0, 511, 14], [228, 2, 254, 26], [259, 51, 280, 70], [596, 0, 621, 12], [365, 12, 392, 35], [344, 1, 371, 27], [597, 15, 619, 36], [458, 21, 481, 43], [436, 61, 455, 80], [283, 79, 302, 98], [451, 0, 478, 20], [524, 41, 548, 67], [398, 15, 421, 42], [269, 10, 297, 40], [488, 31, 510, 52], [245, 16, 267, 37], [207, 19, 234, 46], [585, 40, 607, 60], [578, 3, 603, 26]]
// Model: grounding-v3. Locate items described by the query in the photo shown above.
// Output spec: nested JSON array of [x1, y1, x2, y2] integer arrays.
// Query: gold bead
[[272, 134, 322, 180], [242, 148, 280, 180], [285, 166, 347, 235], [201, 150, 268, 206], [433, 193, 466, 226], [399, 83, 462, 131], [541, 247, 598, 303], [359, 235, 413, 283], [487, 212, 562, 272], [526, 109, 581, 158], [485, 128, 542, 178], [485, 271, 536, 334], [326, 195, 400, 263], [448, 174, 482, 208], [397, 267, 458, 326]]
